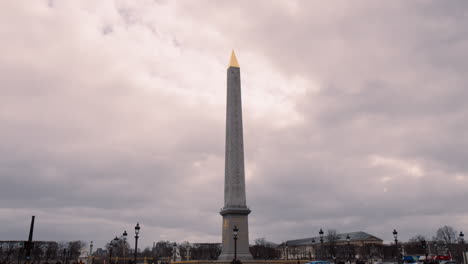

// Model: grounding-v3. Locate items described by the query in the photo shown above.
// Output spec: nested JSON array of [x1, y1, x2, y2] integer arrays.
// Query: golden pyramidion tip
[[228, 50, 240, 68]]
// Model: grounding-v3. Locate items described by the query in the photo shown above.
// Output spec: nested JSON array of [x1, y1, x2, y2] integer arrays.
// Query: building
[[283, 231, 383, 260]]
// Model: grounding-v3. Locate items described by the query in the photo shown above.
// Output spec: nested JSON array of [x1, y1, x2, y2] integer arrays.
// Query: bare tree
[[111, 238, 130, 258], [45, 242, 58, 261], [178, 241, 191, 260], [408, 235, 427, 243], [68, 241, 86, 261], [326, 229, 339, 259], [250, 238, 280, 259], [156, 241, 172, 258], [435, 226, 457, 244], [5, 242, 16, 261]]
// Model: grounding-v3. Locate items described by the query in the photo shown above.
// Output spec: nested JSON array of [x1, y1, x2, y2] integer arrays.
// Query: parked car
[[305, 261, 333, 264]]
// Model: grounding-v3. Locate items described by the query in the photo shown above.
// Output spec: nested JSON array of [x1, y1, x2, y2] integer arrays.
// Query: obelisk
[[218, 51, 253, 260]]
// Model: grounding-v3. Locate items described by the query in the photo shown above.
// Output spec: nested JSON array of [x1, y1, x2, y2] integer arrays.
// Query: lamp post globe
[[134, 223, 140, 264]]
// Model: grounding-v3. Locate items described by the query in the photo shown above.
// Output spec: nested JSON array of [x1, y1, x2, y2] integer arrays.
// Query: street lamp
[[285, 243, 289, 261], [173, 243, 177, 261], [393, 230, 399, 264], [460, 232, 466, 259], [123, 231, 128, 264], [63, 248, 67, 264], [421, 240, 427, 264], [311, 238, 316, 260], [134, 223, 140, 264], [233, 226, 239, 263], [346, 234, 351, 263], [319, 229, 324, 260], [460, 231, 465, 247], [90, 241, 94, 264], [110, 236, 119, 264], [434, 242, 438, 255]]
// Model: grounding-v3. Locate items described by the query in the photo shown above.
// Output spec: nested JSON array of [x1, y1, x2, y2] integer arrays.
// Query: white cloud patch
[[370, 155, 424, 178]]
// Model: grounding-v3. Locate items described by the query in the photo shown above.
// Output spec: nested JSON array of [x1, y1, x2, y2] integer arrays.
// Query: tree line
[[1, 225, 464, 263], [0, 241, 86, 264]]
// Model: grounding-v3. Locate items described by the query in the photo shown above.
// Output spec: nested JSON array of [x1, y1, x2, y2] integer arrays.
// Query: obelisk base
[[218, 208, 253, 260]]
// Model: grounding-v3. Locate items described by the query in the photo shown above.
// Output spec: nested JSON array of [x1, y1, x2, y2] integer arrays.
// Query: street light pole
[[172, 243, 177, 262], [421, 240, 427, 264], [233, 226, 238, 263], [123, 231, 128, 264], [134, 223, 140, 264], [89, 241, 94, 264], [311, 238, 316, 260], [346, 234, 350, 264], [393, 230, 399, 264], [460, 232, 465, 264], [319, 229, 324, 260]]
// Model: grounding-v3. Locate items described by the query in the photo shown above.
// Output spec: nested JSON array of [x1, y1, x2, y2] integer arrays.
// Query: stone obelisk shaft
[[219, 51, 252, 260]]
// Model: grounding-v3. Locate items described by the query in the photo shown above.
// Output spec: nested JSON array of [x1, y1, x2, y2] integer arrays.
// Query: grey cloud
[[1, 0, 467, 249]]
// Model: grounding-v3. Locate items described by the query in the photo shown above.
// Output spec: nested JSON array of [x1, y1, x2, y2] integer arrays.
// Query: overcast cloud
[[1, 0, 467, 249]]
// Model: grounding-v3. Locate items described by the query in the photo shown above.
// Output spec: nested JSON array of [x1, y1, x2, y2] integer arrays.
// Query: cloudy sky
[[1, 0, 468, 249]]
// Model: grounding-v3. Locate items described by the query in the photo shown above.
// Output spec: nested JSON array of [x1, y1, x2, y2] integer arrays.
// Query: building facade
[[282, 231, 383, 260]]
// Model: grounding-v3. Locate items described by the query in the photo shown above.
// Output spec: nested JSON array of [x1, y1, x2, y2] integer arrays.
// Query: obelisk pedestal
[[218, 51, 253, 261]]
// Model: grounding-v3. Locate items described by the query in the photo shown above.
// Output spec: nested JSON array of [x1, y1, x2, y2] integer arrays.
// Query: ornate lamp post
[[393, 230, 399, 264], [109, 236, 119, 264], [63, 249, 67, 264], [319, 229, 324, 260], [311, 238, 316, 260], [460, 232, 465, 263], [172, 243, 177, 262], [346, 234, 351, 263], [421, 240, 427, 264], [123, 231, 127, 264], [233, 226, 239, 263], [89, 241, 94, 264], [134, 223, 140, 264], [187, 245, 191, 261], [285, 243, 289, 261], [434, 242, 438, 255], [460, 231, 465, 248]]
